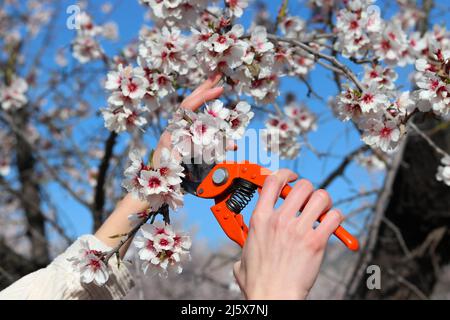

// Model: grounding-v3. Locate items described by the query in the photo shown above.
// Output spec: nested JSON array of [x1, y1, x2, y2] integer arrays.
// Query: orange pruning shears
[[181, 160, 359, 251]]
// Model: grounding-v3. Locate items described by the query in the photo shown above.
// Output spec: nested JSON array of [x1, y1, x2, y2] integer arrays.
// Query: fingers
[[255, 169, 298, 216], [181, 87, 224, 111], [192, 72, 222, 96], [314, 209, 344, 239], [278, 179, 314, 219], [226, 140, 238, 151], [297, 189, 332, 228], [180, 72, 223, 111]]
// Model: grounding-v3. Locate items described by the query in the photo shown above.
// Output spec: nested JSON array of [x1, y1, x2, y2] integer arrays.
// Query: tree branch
[[93, 131, 118, 231]]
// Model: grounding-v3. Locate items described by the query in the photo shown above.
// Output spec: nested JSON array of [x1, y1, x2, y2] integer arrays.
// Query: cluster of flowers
[[100, 0, 327, 135], [133, 222, 192, 277], [334, 0, 416, 66], [334, 65, 412, 152], [69, 221, 191, 285], [168, 100, 254, 163], [413, 45, 450, 116], [263, 102, 317, 159], [72, 12, 118, 64], [122, 148, 184, 211], [334, 0, 449, 67], [102, 62, 175, 133], [140, 0, 208, 28], [69, 240, 110, 286], [0, 77, 28, 111]]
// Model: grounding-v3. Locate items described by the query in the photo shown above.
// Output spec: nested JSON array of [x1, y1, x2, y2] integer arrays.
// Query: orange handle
[[280, 185, 359, 251]]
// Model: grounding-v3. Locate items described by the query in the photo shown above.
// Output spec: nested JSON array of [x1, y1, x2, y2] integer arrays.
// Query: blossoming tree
[[0, 0, 449, 299]]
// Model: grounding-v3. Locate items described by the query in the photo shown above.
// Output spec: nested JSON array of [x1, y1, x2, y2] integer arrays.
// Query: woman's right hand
[[233, 169, 344, 300]]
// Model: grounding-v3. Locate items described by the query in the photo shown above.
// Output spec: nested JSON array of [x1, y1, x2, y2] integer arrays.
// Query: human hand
[[95, 73, 227, 249], [153, 72, 226, 166], [233, 169, 344, 300]]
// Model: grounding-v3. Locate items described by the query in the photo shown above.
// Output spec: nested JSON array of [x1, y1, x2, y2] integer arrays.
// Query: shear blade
[[181, 162, 216, 195]]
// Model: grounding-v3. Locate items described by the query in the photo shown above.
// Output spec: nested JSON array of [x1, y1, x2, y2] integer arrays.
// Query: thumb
[[233, 261, 243, 285]]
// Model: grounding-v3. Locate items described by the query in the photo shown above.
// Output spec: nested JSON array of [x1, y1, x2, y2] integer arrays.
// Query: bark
[[93, 131, 117, 231], [348, 115, 450, 299]]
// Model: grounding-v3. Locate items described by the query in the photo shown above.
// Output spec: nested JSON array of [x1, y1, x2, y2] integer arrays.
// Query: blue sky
[[35, 0, 449, 250]]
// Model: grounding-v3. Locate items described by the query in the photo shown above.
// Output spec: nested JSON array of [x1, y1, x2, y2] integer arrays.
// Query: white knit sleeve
[[0, 235, 134, 300]]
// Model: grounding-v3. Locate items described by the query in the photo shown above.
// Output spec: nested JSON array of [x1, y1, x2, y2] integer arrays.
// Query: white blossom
[[436, 156, 450, 186], [133, 222, 191, 277], [68, 240, 109, 286], [0, 77, 28, 110]]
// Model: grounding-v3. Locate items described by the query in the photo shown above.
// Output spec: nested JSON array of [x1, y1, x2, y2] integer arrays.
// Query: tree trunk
[[349, 115, 450, 299], [12, 108, 49, 268]]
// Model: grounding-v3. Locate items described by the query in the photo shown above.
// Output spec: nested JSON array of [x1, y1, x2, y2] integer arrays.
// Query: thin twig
[[409, 122, 449, 158]]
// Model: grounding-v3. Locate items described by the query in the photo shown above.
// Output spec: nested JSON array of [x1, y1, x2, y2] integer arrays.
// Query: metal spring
[[225, 178, 258, 213]]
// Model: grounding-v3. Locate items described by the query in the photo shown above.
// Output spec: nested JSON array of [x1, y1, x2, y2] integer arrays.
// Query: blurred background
[[0, 0, 449, 299]]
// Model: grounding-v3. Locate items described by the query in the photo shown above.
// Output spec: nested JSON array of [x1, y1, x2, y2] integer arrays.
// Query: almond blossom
[[361, 118, 401, 152], [0, 77, 28, 110], [413, 51, 450, 116], [225, 0, 249, 18], [168, 100, 253, 163], [71, 12, 116, 64], [68, 240, 109, 286], [263, 115, 301, 159], [133, 222, 191, 277], [122, 148, 185, 211], [285, 102, 317, 133], [334, 0, 383, 58]]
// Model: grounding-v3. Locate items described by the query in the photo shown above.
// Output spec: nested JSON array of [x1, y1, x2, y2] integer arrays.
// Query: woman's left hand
[[153, 72, 225, 164]]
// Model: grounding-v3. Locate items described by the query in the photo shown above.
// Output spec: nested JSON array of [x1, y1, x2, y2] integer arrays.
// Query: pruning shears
[[181, 160, 359, 251]]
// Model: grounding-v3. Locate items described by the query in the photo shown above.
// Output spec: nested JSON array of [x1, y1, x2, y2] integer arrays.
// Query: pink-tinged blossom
[[101, 106, 148, 133], [280, 16, 306, 38], [285, 102, 317, 133], [413, 48, 450, 116], [139, 26, 192, 76], [194, 24, 248, 73], [133, 222, 191, 277], [72, 35, 104, 64], [205, 100, 230, 121], [141, 0, 206, 28], [334, 89, 363, 121], [68, 240, 109, 286], [359, 84, 389, 113], [361, 118, 401, 152], [0, 77, 28, 110], [334, 0, 383, 58], [263, 115, 301, 159], [373, 22, 409, 66], [168, 100, 253, 163], [225, 0, 249, 18], [139, 169, 168, 195], [122, 148, 184, 211], [249, 26, 274, 54], [227, 101, 254, 140], [156, 148, 185, 186], [362, 65, 398, 91]]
